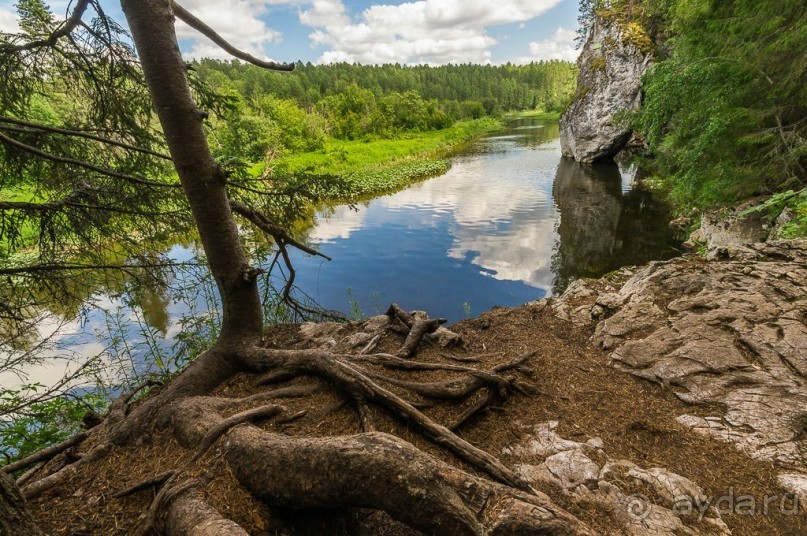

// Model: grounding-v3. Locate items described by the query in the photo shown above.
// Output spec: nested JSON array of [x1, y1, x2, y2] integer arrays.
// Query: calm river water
[[0, 117, 681, 389], [288, 117, 679, 320]]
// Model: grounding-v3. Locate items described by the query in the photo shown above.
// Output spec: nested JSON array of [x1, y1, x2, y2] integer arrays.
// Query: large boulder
[[560, 15, 653, 164]]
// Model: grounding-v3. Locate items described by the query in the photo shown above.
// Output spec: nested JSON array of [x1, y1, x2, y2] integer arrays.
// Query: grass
[[506, 110, 561, 120], [271, 117, 502, 201], [275, 118, 500, 176]]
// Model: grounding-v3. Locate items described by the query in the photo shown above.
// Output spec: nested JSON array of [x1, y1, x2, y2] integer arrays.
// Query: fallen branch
[[3, 432, 88, 475], [113, 470, 175, 499]]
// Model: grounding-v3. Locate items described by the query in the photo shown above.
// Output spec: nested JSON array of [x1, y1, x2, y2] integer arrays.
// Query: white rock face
[[560, 16, 652, 163]]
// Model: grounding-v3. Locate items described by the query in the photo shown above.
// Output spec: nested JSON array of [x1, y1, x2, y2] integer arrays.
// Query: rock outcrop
[[503, 421, 730, 535], [560, 15, 653, 164], [553, 239, 807, 502]]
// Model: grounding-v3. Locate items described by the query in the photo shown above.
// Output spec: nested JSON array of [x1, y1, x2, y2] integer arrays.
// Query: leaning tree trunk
[[0, 471, 43, 536], [120, 0, 263, 347]]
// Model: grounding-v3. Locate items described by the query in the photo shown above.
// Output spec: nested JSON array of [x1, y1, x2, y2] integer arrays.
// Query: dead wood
[[385, 303, 448, 357], [2, 432, 88, 475], [399, 317, 446, 358]]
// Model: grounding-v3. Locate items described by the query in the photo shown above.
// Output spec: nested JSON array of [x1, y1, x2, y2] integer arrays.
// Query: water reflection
[[551, 158, 681, 292], [1, 117, 681, 392], [292, 117, 679, 322]]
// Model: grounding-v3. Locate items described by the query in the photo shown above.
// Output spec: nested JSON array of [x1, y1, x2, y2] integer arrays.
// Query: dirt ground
[[24, 302, 807, 535]]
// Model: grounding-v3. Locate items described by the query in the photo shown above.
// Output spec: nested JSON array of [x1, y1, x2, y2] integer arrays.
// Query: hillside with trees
[[575, 0, 806, 232]]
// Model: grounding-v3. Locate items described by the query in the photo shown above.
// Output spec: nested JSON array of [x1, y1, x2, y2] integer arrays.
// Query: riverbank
[[270, 117, 502, 201], [18, 236, 807, 534]]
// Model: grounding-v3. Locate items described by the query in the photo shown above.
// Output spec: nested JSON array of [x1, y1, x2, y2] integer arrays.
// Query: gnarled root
[[19, 305, 593, 535], [244, 347, 532, 491], [165, 396, 592, 536], [163, 483, 248, 536]]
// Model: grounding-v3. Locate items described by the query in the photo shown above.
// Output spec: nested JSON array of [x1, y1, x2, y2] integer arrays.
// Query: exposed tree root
[[165, 394, 592, 536], [241, 346, 533, 491], [113, 470, 174, 499], [163, 483, 249, 536], [15, 306, 595, 535], [386, 302, 448, 357], [1, 471, 43, 536], [21, 443, 111, 500]]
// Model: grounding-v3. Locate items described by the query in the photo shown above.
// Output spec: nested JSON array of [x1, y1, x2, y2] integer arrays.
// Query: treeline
[[586, 1, 806, 213], [196, 60, 577, 114], [194, 60, 577, 162]]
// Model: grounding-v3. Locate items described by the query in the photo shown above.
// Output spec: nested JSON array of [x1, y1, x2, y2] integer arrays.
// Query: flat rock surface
[[554, 239, 807, 503]]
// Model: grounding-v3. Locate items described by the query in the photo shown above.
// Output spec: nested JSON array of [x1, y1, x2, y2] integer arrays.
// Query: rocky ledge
[[560, 15, 653, 164], [553, 238, 807, 505]]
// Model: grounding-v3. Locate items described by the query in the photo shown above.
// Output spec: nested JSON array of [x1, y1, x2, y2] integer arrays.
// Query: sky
[[0, 0, 581, 65]]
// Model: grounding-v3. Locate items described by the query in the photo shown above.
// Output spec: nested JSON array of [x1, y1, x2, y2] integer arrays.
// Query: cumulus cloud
[[525, 27, 579, 62], [299, 0, 563, 65], [0, 7, 19, 33], [174, 0, 282, 61]]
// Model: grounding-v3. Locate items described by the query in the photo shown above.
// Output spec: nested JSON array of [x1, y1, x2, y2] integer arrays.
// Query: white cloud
[[174, 0, 282, 61], [0, 7, 19, 33], [299, 0, 563, 65], [525, 26, 578, 62]]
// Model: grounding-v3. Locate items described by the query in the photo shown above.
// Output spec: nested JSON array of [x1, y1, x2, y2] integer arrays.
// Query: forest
[[580, 0, 806, 231], [194, 60, 576, 162]]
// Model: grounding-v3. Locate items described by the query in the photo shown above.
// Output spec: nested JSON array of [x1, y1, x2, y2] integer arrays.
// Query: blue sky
[[0, 0, 580, 65]]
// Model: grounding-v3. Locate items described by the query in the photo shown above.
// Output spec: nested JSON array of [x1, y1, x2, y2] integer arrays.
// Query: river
[[0, 117, 681, 390], [288, 117, 679, 319]]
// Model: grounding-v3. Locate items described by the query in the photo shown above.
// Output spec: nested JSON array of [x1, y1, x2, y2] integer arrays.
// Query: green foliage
[[740, 189, 807, 238], [630, 0, 807, 209], [0, 385, 106, 465], [590, 55, 607, 72], [272, 118, 498, 201], [195, 59, 578, 125]]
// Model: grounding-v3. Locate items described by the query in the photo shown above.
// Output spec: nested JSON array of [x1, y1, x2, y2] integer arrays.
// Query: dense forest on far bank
[[192, 59, 576, 168]]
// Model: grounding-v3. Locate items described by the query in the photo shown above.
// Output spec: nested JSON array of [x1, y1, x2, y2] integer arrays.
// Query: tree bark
[[0, 471, 43, 536], [119, 0, 263, 346]]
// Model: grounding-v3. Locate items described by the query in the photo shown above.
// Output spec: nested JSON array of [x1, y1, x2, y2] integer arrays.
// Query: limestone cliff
[[560, 15, 653, 164]]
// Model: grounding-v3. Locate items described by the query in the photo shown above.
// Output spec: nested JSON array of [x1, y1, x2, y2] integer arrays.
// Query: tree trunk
[[119, 0, 263, 346], [0, 471, 43, 536]]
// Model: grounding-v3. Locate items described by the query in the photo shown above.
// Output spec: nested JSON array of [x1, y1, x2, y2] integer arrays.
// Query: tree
[[0, 1, 592, 533], [631, 0, 807, 207]]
